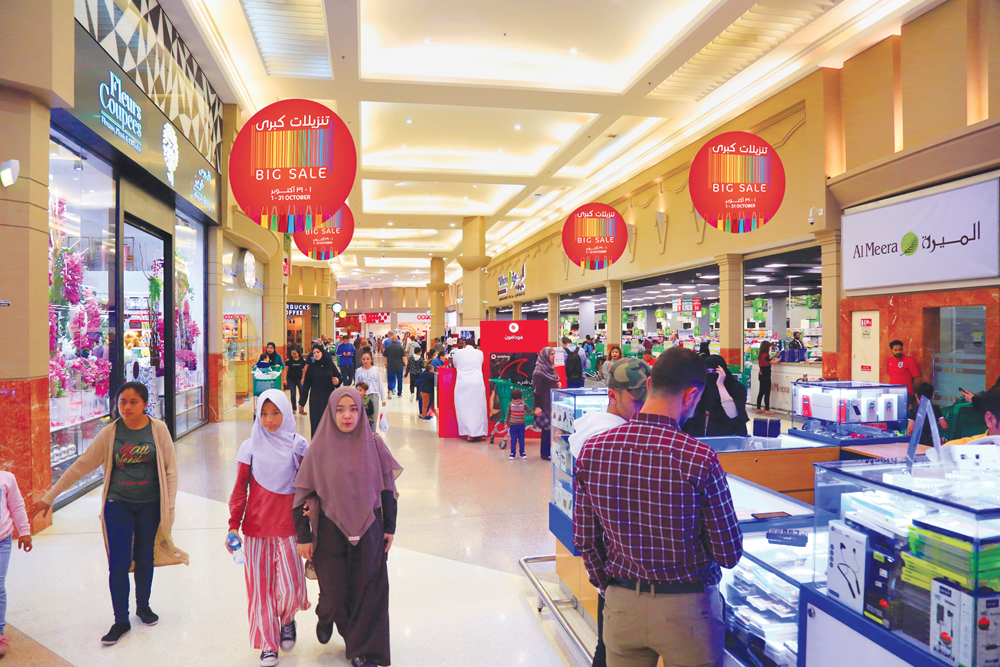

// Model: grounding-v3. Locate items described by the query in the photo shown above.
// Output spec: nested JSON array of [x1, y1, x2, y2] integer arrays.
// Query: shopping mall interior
[[2, 0, 1000, 665]]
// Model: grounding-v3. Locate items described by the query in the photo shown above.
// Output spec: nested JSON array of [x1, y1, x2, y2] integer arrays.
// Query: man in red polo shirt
[[887, 339, 922, 398]]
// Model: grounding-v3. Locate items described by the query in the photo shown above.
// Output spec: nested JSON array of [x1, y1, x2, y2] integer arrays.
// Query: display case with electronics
[[790, 381, 910, 446], [804, 458, 1000, 667]]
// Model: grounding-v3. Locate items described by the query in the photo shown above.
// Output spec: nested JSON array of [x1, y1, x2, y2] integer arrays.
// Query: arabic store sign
[[229, 99, 357, 234], [689, 131, 785, 234], [672, 298, 701, 313], [68, 23, 219, 221], [562, 203, 628, 269], [842, 177, 999, 290], [498, 264, 526, 301]]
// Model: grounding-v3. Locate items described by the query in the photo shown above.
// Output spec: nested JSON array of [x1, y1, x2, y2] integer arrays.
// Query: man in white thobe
[[451, 340, 489, 441]]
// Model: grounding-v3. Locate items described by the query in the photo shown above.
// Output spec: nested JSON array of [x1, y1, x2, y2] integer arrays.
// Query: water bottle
[[227, 532, 246, 565]]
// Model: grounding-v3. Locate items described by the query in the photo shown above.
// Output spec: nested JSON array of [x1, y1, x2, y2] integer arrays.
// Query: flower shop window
[[174, 214, 206, 435], [48, 129, 116, 505]]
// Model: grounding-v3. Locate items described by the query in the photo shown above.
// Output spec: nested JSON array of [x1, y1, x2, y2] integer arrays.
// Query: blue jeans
[[105, 499, 161, 623], [0, 536, 10, 634], [508, 424, 526, 456], [540, 429, 552, 459], [387, 369, 404, 396]]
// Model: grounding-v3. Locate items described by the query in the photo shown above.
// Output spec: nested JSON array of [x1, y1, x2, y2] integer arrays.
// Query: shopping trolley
[[252, 368, 283, 414], [488, 379, 534, 448]]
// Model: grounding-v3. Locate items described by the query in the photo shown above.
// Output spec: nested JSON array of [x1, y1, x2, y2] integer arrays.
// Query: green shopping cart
[[252, 370, 283, 413], [489, 379, 534, 447]]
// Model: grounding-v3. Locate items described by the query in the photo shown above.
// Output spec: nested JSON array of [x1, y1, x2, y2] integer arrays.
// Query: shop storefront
[[395, 312, 432, 339], [286, 302, 313, 350], [222, 239, 264, 410], [46, 22, 219, 506]]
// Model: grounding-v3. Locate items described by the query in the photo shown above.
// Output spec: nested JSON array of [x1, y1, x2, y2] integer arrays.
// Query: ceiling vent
[[649, 0, 838, 101], [241, 0, 333, 79]]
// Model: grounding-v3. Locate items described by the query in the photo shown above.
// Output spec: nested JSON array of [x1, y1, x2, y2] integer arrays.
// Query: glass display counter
[[804, 458, 1000, 667], [790, 381, 909, 446]]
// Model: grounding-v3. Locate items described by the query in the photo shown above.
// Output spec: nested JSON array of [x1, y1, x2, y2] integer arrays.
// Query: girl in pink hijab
[[293, 387, 402, 667]]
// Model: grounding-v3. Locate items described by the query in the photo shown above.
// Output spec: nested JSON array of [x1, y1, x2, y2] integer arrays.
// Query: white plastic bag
[[379, 412, 390, 433]]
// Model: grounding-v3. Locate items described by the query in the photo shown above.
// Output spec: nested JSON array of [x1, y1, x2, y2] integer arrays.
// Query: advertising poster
[[689, 131, 785, 233], [562, 203, 628, 269], [488, 353, 538, 387], [292, 204, 355, 259], [229, 99, 357, 233]]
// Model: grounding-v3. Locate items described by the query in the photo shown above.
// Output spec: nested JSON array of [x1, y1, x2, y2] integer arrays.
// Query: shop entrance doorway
[[851, 310, 879, 382], [932, 306, 987, 404]]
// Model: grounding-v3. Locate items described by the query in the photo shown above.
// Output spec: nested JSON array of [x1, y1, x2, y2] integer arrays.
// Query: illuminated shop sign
[[99, 72, 143, 152], [497, 264, 526, 301], [287, 303, 311, 315]]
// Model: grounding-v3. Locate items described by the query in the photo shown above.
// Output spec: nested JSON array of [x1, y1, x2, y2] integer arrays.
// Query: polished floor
[[6, 377, 591, 666]]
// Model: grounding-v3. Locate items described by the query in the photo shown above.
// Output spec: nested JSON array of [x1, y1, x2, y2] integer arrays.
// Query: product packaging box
[[828, 520, 868, 614], [879, 395, 897, 422], [931, 579, 973, 667], [976, 592, 1000, 667], [864, 397, 880, 422]]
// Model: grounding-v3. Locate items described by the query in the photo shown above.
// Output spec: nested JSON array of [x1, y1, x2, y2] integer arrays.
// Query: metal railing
[[519, 555, 594, 665]]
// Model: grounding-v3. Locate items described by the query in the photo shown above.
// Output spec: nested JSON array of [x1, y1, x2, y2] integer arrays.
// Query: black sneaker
[[136, 606, 159, 626], [259, 650, 279, 666], [101, 622, 131, 645], [316, 621, 333, 645], [280, 620, 296, 651], [351, 657, 376, 667]]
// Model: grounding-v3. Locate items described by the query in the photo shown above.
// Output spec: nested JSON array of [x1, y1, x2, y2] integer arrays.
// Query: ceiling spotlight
[[406, 119, 413, 124], [387, 221, 393, 226], [514, 124, 521, 130], [472, 185, 477, 188], [449, 223, 455, 227], [423, 38, 432, 44], [463, 196, 468, 200], [498, 149, 503, 153], [570, 48, 578, 55], [401, 144, 407, 149], [765, 263, 788, 268], [381, 239, 386, 242]]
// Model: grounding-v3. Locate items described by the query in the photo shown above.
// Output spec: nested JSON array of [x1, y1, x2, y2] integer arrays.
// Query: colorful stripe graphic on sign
[[250, 126, 335, 169], [252, 205, 341, 234], [304, 207, 345, 260], [709, 154, 770, 184], [707, 212, 772, 234], [573, 216, 618, 270]]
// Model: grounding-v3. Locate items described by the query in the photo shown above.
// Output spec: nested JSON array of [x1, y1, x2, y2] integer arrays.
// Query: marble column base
[[0, 377, 52, 533], [207, 352, 225, 423]]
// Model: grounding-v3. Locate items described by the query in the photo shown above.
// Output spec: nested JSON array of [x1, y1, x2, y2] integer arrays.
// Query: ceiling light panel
[[557, 116, 666, 179], [241, 0, 333, 79], [509, 186, 571, 217], [362, 180, 523, 215], [359, 0, 715, 92], [361, 103, 595, 175], [648, 0, 839, 101]]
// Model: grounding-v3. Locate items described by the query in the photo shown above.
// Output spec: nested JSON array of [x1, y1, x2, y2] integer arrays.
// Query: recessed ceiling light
[[497, 149, 503, 153], [765, 263, 788, 268], [387, 222, 393, 226], [463, 196, 468, 200], [401, 144, 407, 149], [391, 195, 396, 199], [770, 289, 785, 293], [514, 124, 521, 130], [423, 38, 431, 45], [570, 48, 578, 55], [449, 223, 456, 227], [381, 239, 386, 242], [472, 185, 477, 188], [406, 119, 412, 124]]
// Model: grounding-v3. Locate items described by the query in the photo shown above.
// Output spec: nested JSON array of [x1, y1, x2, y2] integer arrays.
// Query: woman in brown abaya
[[293, 387, 403, 667]]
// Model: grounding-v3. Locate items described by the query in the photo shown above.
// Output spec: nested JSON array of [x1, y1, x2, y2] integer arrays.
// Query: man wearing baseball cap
[[568, 357, 651, 667]]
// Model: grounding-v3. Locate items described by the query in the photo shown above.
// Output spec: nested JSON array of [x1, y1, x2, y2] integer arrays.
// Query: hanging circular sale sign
[[689, 131, 785, 233], [561, 203, 628, 270], [229, 99, 357, 233], [292, 205, 355, 259]]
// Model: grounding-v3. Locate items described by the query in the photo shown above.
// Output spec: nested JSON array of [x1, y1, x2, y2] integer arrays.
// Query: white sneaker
[[410, 393, 414, 403], [387, 394, 392, 400], [520, 454, 527, 459], [509, 454, 515, 460]]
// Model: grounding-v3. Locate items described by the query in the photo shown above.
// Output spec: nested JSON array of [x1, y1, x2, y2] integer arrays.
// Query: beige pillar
[[262, 242, 286, 354], [207, 226, 226, 422], [717, 254, 744, 366], [456, 216, 490, 327], [604, 280, 622, 346], [0, 0, 75, 533], [427, 257, 446, 340], [547, 293, 561, 345], [815, 229, 842, 379], [512, 301, 522, 320]]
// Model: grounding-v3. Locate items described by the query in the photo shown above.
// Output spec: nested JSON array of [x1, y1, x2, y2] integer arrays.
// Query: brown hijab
[[293, 387, 403, 545]]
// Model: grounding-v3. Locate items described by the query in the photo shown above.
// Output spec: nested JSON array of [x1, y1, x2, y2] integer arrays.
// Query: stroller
[[488, 379, 534, 448]]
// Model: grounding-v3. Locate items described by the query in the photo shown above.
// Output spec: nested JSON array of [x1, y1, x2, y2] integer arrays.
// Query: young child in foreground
[[227, 390, 310, 667], [505, 388, 528, 460], [0, 469, 33, 656]]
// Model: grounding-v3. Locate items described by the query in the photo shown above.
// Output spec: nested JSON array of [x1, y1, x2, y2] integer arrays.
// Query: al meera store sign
[[842, 176, 999, 291], [65, 23, 219, 221]]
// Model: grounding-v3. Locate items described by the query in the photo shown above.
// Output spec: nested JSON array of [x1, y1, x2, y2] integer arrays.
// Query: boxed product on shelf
[[828, 520, 868, 614]]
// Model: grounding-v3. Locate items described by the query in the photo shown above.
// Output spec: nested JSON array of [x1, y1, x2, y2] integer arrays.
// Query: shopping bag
[[379, 412, 390, 433]]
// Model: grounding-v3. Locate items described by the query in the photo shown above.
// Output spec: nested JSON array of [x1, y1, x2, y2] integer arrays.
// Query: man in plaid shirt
[[574, 347, 742, 667]]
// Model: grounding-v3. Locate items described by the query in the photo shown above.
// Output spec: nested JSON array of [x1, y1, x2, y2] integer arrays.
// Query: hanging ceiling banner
[[562, 203, 628, 269], [292, 205, 355, 260], [689, 131, 785, 233], [229, 99, 357, 233]]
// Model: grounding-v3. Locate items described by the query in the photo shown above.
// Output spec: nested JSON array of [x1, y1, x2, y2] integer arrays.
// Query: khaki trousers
[[603, 583, 725, 667]]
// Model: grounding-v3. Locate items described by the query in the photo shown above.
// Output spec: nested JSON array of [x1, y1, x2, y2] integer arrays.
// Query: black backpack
[[565, 349, 583, 382]]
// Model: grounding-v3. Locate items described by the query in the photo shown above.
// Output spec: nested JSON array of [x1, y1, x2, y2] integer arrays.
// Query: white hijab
[[236, 389, 308, 495]]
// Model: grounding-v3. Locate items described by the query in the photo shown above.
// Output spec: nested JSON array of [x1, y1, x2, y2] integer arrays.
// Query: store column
[[512, 301, 522, 319], [604, 280, 622, 346], [428, 257, 446, 340], [207, 226, 226, 422], [547, 293, 560, 345], [456, 216, 489, 327], [0, 1, 74, 532], [717, 254, 744, 366], [816, 229, 841, 378]]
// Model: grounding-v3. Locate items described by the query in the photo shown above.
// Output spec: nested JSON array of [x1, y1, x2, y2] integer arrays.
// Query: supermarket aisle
[[6, 379, 585, 666]]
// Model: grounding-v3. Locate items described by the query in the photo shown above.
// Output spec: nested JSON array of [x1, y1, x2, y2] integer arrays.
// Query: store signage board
[[361, 312, 390, 324], [286, 303, 311, 315], [843, 178, 1000, 290], [672, 298, 701, 313], [229, 99, 357, 233], [689, 131, 785, 233], [68, 24, 219, 221], [562, 203, 627, 269], [497, 264, 526, 301], [291, 204, 355, 259]]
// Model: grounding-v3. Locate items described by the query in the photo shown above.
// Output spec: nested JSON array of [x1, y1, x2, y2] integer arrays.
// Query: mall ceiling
[[165, 0, 941, 289]]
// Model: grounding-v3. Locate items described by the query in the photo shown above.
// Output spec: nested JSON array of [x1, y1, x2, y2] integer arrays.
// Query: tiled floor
[[6, 379, 589, 666]]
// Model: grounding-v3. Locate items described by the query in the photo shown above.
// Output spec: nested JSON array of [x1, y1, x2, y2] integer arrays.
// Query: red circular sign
[[689, 131, 785, 233], [562, 203, 628, 269], [229, 99, 357, 232], [292, 205, 355, 259]]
